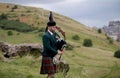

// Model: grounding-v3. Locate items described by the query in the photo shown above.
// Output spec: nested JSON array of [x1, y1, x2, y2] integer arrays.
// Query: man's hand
[[58, 51, 63, 55]]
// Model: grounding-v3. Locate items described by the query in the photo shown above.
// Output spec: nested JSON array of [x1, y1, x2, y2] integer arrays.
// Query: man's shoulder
[[43, 32, 51, 38], [45, 32, 50, 36]]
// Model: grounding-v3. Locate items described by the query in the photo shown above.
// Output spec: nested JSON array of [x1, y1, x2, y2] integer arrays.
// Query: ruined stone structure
[[0, 42, 70, 76], [0, 42, 42, 57]]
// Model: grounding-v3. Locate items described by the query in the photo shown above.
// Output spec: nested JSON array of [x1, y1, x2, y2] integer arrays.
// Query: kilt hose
[[40, 56, 58, 74]]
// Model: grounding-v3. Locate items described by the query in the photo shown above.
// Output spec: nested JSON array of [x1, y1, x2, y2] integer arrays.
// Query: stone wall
[[0, 42, 42, 58], [0, 41, 70, 76]]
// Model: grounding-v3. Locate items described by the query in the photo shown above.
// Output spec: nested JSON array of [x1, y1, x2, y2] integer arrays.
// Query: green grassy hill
[[0, 3, 120, 78]]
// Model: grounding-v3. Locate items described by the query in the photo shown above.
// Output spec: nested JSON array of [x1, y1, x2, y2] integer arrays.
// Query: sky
[[0, 0, 120, 28]]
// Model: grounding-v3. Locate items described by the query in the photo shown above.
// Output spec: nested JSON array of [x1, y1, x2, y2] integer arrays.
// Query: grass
[[61, 47, 120, 78], [0, 29, 42, 44], [0, 55, 46, 78], [0, 49, 120, 78], [0, 32, 120, 78]]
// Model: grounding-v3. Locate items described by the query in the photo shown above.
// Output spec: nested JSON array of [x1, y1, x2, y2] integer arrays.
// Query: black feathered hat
[[47, 11, 56, 26], [45, 11, 56, 32], [47, 21, 56, 26]]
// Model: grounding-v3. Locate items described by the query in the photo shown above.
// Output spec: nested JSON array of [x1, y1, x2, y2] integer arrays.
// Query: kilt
[[40, 56, 58, 74]]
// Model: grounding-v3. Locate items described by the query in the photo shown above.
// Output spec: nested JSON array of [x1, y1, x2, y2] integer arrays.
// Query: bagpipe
[[49, 11, 67, 51]]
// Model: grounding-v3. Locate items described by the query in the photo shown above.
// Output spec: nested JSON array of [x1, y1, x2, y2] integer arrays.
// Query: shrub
[[83, 39, 93, 47], [16, 33, 20, 35], [66, 43, 74, 50], [106, 36, 113, 44], [6, 5, 9, 8], [98, 28, 102, 33], [37, 22, 40, 25], [16, 19, 20, 21], [0, 20, 35, 32], [38, 28, 45, 32], [7, 31, 13, 36], [12, 5, 18, 9], [26, 10, 31, 13], [116, 39, 120, 42], [0, 13, 8, 20], [38, 32, 44, 37], [21, 14, 26, 16], [109, 38, 113, 44], [72, 35, 80, 40], [30, 48, 41, 58], [114, 50, 120, 58], [106, 36, 111, 40], [10, 9, 14, 12]]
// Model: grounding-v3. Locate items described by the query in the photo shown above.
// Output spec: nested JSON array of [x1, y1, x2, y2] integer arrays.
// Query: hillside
[[0, 3, 120, 78]]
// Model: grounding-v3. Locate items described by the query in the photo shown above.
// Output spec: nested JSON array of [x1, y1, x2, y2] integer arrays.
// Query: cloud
[[54, 0, 120, 27], [0, 0, 65, 4], [0, 0, 120, 27]]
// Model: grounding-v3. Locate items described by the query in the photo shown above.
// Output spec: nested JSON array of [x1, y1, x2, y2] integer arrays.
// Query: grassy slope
[[0, 3, 120, 78]]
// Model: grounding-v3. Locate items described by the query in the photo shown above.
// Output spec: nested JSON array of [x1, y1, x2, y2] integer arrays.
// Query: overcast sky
[[0, 0, 120, 28]]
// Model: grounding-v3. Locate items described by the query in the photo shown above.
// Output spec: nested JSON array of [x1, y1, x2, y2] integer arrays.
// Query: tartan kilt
[[40, 56, 58, 74]]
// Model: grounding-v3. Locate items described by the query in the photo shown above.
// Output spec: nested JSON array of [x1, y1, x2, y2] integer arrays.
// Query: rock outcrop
[[0, 41, 70, 76], [0, 42, 42, 58]]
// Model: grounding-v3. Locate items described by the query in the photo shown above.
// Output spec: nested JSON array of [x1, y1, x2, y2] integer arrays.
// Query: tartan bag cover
[[40, 56, 58, 74]]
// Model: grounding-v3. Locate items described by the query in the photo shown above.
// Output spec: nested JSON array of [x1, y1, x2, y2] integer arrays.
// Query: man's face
[[49, 26, 56, 32]]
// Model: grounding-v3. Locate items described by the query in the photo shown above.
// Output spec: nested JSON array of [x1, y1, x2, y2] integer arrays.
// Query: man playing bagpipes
[[40, 11, 66, 78]]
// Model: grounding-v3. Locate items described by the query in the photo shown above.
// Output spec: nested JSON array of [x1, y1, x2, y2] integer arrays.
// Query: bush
[[108, 38, 113, 44], [0, 13, 8, 20], [7, 31, 13, 36], [83, 39, 93, 47], [38, 32, 44, 37], [114, 50, 120, 58], [38, 28, 45, 32], [66, 43, 74, 50], [30, 49, 41, 58], [0, 20, 35, 32], [12, 5, 18, 9], [26, 10, 31, 13], [106, 36, 111, 40], [16, 19, 20, 21], [16, 33, 20, 35], [106, 36, 113, 44], [98, 29, 102, 33], [6, 5, 9, 8], [10, 9, 14, 12], [72, 35, 80, 40]]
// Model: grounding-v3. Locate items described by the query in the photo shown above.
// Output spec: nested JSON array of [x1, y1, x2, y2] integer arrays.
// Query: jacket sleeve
[[42, 35, 58, 56]]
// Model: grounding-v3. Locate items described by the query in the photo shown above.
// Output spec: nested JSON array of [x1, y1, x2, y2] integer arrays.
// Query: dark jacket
[[42, 31, 58, 58]]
